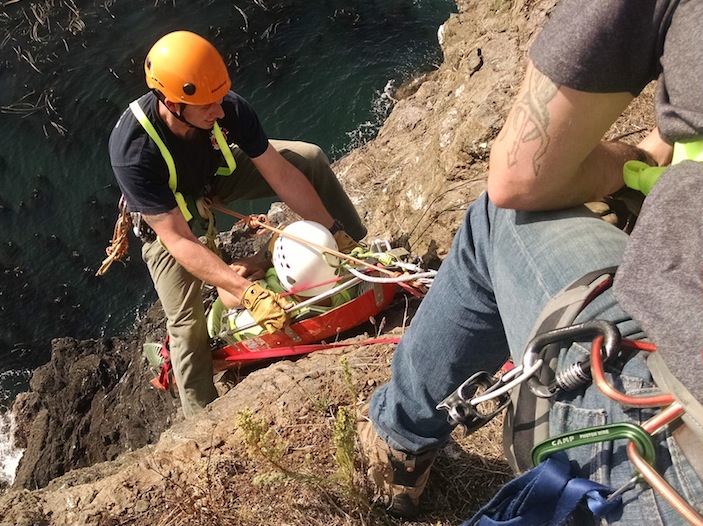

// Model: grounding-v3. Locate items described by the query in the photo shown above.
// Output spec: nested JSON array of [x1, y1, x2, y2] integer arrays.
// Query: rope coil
[[96, 203, 132, 276]]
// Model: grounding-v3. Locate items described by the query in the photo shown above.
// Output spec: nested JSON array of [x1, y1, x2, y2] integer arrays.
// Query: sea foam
[[0, 410, 24, 486]]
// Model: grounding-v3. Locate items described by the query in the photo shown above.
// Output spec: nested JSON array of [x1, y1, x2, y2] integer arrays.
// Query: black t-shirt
[[109, 91, 269, 215], [530, 0, 703, 144]]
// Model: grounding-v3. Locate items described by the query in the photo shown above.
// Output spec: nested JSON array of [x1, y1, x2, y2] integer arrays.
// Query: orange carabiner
[[590, 336, 674, 408]]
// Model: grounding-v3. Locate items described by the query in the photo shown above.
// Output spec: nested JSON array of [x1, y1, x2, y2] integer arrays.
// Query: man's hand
[[333, 230, 360, 253], [230, 253, 269, 281], [637, 127, 673, 167], [585, 187, 644, 234], [241, 282, 291, 334]]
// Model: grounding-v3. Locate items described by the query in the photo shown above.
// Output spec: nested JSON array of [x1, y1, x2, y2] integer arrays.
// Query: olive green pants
[[143, 140, 365, 417]]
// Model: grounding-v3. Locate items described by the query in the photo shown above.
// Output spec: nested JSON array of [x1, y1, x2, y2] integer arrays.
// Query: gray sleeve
[[613, 162, 703, 402], [529, 0, 672, 95]]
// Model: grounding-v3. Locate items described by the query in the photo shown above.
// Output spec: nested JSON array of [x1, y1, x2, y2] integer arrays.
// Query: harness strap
[[193, 197, 220, 256], [648, 351, 703, 482], [212, 122, 237, 175], [150, 336, 402, 391], [504, 267, 618, 473], [129, 101, 192, 222]]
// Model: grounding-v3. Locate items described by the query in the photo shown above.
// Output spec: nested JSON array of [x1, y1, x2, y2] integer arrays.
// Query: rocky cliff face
[[337, 0, 554, 258], [0, 0, 655, 524]]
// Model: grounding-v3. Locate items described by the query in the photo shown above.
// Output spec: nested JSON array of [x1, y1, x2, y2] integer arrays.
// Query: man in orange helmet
[[108, 30, 366, 417]]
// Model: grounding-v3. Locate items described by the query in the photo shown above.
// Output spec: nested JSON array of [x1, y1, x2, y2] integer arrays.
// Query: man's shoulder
[[221, 91, 257, 118], [109, 93, 157, 162], [218, 90, 268, 156], [223, 90, 248, 105]]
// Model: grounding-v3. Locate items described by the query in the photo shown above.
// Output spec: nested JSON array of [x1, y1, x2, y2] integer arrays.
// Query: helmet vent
[[183, 83, 196, 96], [271, 220, 340, 297]]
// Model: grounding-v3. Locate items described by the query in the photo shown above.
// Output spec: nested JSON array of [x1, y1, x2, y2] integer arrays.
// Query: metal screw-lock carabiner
[[522, 319, 622, 398]]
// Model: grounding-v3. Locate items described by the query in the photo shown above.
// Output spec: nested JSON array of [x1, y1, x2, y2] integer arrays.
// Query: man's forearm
[[178, 238, 249, 300], [269, 165, 335, 228], [577, 140, 647, 198], [491, 139, 648, 211], [487, 62, 638, 211]]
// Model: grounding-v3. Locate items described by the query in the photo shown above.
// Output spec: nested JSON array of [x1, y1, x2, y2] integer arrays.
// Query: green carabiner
[[531, 422, 656, 468]]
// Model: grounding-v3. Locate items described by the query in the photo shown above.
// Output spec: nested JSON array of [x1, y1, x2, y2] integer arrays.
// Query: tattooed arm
[[487, 61, 639, 211]]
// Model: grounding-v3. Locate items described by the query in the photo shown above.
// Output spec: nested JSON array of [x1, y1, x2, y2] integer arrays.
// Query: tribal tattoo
[[503, 67, 559, 177]]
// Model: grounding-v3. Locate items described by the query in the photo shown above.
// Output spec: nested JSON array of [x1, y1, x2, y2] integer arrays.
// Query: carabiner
[[590, 336, 674, 408], [531, 421, 656, 468], [522, 319, 622, 398]]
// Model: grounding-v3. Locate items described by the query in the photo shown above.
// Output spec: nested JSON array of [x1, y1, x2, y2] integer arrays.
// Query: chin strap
[[153, 90, 197, 129]]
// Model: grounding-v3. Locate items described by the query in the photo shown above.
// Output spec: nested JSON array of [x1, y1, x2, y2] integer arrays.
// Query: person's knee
[[302, 142, 327, 161], [297, 142, 330, 173], [275, 141, 329, 180]]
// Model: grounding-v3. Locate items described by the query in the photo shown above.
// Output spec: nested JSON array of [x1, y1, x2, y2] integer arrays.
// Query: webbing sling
[[128, 100, 237, 222], [212, 123, 237, 176], [623, 139, 703, 195], [462, 451, 621, 526]]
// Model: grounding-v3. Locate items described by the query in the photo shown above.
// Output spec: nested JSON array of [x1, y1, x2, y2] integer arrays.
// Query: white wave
[[334, 80, 398, 158], [0, 410, 24, 486]]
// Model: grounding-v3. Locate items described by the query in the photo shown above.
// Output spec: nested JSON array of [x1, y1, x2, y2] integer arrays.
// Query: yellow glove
[[333, 230, 360, 254], [241, 282, 289, 334]]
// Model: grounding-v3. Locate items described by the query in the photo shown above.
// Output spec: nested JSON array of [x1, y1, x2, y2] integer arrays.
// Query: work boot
[[357, 417, 437, 518]]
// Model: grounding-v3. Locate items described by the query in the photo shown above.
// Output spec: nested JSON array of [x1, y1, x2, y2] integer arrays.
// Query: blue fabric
[[462, 452, 620, 526]]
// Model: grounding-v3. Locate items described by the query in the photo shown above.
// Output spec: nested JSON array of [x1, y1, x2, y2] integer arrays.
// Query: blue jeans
[[369, 192, 703, 524]]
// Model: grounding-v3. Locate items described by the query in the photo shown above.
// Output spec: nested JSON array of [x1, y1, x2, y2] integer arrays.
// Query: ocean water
[[0, 0, 455, 431]]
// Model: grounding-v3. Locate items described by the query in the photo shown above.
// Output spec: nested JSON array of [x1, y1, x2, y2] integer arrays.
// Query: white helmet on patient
[[272, 220, 340, 297]]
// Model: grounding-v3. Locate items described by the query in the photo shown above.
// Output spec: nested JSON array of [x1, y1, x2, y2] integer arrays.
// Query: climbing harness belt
[[439, 267, 703, 525], [503, 268, 618, 472]]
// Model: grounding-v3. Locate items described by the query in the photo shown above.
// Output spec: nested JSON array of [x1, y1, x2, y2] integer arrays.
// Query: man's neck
[[157, 100, 198, 140]]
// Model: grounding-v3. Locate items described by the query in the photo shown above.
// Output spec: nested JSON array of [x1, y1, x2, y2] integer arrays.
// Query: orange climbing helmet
[[144, 30, 231, 105]]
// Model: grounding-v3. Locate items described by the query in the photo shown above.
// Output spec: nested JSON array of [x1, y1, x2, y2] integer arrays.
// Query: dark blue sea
[[0, 0, 455, 470]]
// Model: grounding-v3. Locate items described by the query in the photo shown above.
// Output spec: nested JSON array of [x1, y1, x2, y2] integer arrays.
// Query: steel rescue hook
[[521, 319, 622, 398]]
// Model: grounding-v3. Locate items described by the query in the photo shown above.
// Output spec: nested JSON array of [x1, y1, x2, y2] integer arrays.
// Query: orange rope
[[590, 336, 675, 407], [96, 206, 131, 276], [208, 202, 398, 277], [589, 335, 703, 523]]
